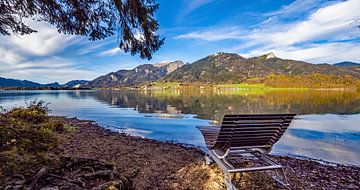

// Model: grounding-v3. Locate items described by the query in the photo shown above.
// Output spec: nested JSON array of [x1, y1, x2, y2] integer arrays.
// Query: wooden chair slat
[[197, 114, 296, 188], [198, 114, 295, 150]]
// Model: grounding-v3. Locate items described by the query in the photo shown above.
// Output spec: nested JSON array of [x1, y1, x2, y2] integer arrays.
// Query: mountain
[[164, 52, 360, 83], [153, 60, 184, 73], [43, 82, 61, 87], [86, 61, 184, 88], [63, 80, 89, 88], [0, 77, 87, 88], [334, 61, 360, 67], [3, 54, 359, 89], [0, 77, 43, 87]]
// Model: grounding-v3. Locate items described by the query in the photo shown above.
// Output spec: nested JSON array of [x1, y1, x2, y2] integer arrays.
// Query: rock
[[266, 52, 276, 59], [40, 187, 59, 190]]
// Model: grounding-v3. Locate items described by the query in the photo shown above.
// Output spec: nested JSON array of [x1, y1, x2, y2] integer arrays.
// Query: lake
[[1, 89, 360, 166]]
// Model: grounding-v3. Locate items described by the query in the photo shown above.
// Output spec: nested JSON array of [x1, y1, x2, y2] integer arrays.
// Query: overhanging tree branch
[[350, 18, 360, 29], [0, 0, 164, 60]]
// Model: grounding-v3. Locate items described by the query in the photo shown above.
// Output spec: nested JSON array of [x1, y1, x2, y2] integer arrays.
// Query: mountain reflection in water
[[0, 89, 359, 165]]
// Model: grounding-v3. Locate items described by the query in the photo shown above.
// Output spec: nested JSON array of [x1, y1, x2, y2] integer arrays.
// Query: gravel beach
[[2, 116, 359, 189]]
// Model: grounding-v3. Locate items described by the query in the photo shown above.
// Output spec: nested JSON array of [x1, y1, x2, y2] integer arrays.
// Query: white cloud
[[179, 0, 215, 18], [0, 57, 98, 84], [243, 42, 360, 63], [1, 21, 76, 56], [176, 0, 360, 63], [77, 38, 114, 55], [0, 47, 24, 65], [187, 0, 214, 11], [96, 30, 143, 57], [0, 20, 98, 83], [242, 0, 360, 63], [178, 0, 360, 45], [175, 27, 245, 41], [254, 0, 360, 47], [98, 47, 124, 57], [265, 0, 333, 17], [134, 30, 145, 42]]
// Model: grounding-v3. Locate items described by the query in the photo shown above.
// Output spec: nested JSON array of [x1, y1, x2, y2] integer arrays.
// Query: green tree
[[0, 0, 163, 59]]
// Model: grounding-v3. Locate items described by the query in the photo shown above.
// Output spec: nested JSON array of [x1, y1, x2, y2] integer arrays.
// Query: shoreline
[[57, 117, 360, 189], [105, 122, 356, 168], [1, 115, 360, 189], [271, 153, 358, 168], [1, 84, 359, 91]]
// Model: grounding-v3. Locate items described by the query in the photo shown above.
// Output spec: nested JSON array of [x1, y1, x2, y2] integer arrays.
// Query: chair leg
[[224, 172, 237, 190], [280, 168, 290, 187], [205, 153, 213, 165], [272, 168, 289, 187]]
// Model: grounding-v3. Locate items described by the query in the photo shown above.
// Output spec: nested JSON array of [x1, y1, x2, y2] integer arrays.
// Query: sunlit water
[[1, 90, 359, 165]]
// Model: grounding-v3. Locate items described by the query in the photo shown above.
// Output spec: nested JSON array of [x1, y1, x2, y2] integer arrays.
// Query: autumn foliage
[[247, 74, 360, 89]]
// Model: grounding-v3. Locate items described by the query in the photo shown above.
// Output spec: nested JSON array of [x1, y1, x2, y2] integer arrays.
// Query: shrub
[[6, 99, 50, 123], [0, 100, 58, 153]]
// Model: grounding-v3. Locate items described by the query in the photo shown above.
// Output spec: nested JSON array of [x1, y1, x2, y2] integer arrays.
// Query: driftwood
[[92, 180, 130, 190], [26, 167, 48, 190], [4, 174, 26, 190], [75, 166, 95, 174], [82, 169, 115, 179], [2, 158, 131, 190], [47, 174, 85, 188], [35, 158, 130, 189]]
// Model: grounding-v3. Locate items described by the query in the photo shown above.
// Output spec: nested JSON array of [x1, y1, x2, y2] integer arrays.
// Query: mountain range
[[83, 61, 184, 88], [1, 53, 360, 88], [0, 78, 88, 88], [333, 62, 360, 67], [165, 52, 360, 83]]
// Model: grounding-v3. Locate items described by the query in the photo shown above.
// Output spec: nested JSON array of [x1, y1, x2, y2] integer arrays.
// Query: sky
[[1, 0, 360, 83]]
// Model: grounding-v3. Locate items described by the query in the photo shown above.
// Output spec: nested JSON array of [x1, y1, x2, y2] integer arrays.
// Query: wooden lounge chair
[[197, 114, 296, 190]]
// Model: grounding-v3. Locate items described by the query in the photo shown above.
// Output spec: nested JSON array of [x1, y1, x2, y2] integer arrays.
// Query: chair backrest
[[213, 114, 296, 151]]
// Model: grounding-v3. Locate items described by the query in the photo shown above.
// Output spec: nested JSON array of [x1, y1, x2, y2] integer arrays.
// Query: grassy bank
[[139, 74, 360, 91], [141, 82, 309, 91], [247, 74, 360, 90]]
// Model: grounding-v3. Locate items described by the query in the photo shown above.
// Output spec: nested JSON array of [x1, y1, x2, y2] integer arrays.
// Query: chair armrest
[[197, 126, 221, 148]]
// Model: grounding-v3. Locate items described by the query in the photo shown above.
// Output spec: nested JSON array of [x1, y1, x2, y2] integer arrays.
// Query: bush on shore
[[0, 100, 68, 180]]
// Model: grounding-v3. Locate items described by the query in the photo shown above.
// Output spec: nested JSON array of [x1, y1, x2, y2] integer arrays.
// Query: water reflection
[[86, 90, 360, 121], [274, 115, 360, 165], [0, 89, 360, 165]]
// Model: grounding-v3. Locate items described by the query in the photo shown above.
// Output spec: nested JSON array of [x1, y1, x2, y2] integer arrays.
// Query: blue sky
[[1, 0, 360, 83]]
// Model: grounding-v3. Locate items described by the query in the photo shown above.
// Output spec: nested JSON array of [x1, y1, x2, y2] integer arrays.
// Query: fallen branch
[[91, 180, 129, 190], [82, 170, 114, 179], [26, 167, 48, 190], [47, 174, 85, 188], [80, 166, 95, 173]]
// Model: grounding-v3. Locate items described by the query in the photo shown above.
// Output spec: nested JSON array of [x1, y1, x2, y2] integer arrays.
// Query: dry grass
[[0, 100, 69, 182]]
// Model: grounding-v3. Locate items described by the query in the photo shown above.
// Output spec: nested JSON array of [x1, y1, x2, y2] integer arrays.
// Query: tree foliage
[[253, 74, 360, 89], [0, 0, 164, 59], [350, 18, 360, 29]]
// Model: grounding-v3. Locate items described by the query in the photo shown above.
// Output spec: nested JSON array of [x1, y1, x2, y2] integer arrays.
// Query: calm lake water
[[1, 90, 360, 165]]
